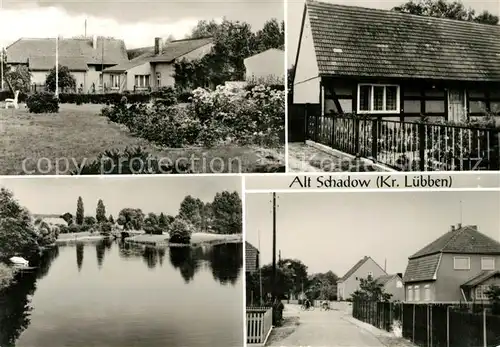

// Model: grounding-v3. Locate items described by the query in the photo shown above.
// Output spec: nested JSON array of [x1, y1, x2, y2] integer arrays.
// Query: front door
[[447, 88, 466, 122]]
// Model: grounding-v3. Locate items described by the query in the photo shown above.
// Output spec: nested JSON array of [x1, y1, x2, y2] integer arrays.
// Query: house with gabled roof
[[103, 37, 213, 92], [375, 273, 404, 302], [337, 256, 387, 301], [293, 0, 500, 121], [403, 224, 500, 303], [5, 36, 128, 93]]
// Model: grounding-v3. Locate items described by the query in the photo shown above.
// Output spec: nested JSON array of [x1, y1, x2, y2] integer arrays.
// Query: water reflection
[[0, 241, 242, 347], [0, 247, 60, 347]]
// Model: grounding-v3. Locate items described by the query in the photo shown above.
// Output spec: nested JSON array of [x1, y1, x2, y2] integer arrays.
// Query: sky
[[245, 190, 500, 277], [0, 176, 241, 217], [0, 0, 284, 49], [287, 0, 500, 67]]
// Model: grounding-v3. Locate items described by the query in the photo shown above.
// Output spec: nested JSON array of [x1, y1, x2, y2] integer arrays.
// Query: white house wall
[[32, 70, 85, 91], [244, 49, 284, 84], [124, 61, 152, 91], [294, 10, 320, 104]]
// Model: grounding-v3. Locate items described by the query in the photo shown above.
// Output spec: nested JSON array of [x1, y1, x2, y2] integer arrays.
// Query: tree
[[486, 285, 500, 314], [351, 275, 392, 302], [178, 195, 205, 230], [393, 0, 498, 24], [158, 213, 168, 227], [189, 19, 220, 39], [255, 19, 285, 52], [308, 271, 339, 301], [117, 208, 145, 230], [60, 212, 73, 226], [83, 216, 96, 225], [3, 65, 31, 93], [210, 191, 242, 234], [169, 218, 194, 244], [279, 259, 309, 298], [45, 65, 77, 93], [144, 212, 163, 235], [108, 214, 114, 224], [76, 197, 84, 225], [96, 199, 107, 223]]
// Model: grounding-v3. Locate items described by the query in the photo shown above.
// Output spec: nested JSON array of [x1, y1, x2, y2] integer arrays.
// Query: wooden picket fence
[[246, 307, 273, 346]]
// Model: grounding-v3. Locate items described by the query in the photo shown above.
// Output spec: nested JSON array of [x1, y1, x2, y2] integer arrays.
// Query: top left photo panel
[[0, 0, 285, 175]]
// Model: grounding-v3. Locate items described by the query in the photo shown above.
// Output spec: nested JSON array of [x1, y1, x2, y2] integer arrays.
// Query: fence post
[[427, 305, 430, 347], [418, 122, 426, 171], [304, 104, 309, 143], [315, 109, 319, 143], [371, 118, 378, 159], [354, 117, 360, 155], [447, 305, 450, 347], [430, 305, 433, 347], [483, 308, 487, 347], [412, 304, 416, 343], [331, 115, 336, 147]]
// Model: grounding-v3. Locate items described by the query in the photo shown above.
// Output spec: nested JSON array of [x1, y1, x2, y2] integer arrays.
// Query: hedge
[[0, 91, 28, 102]]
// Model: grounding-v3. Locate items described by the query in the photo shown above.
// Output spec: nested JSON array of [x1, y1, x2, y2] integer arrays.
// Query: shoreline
[[125, 232, 242, 247]]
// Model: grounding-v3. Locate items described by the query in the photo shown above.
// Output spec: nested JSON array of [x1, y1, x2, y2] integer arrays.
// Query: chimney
[[451, 225, 455, 231], [92, 35, 97, 49], [154, 37, 162, 55]]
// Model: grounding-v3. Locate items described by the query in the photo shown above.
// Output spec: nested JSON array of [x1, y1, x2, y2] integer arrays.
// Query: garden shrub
[[71, 146, 192, 175], [58, 92, 151, 104], [176, 90, 193, 103], [26, 92, 59, 113], [101, 84, 285, 149]]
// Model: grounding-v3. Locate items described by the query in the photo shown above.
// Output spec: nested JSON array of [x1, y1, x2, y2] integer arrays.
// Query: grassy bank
[[125, 232, 242, 247], [56, 231, 106, 244]]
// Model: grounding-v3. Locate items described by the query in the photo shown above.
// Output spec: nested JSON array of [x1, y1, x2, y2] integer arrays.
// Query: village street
[[268, 303, 385, 347]]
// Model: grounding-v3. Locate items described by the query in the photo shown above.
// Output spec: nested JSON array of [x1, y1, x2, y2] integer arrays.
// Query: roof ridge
[[440, 227, 465, 251], [307, 0, 500, 30]]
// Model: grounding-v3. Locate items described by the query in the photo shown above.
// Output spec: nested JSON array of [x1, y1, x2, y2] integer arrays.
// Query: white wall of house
[[86, 65, 101, 92], [124, 61, 152, 91], [293, 10, 320, 104], [31, 70, 86, 92], [244, 49, 284, 84]]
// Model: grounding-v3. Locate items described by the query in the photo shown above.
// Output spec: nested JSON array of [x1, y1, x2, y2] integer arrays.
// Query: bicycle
[[300, 304, 315, 311]]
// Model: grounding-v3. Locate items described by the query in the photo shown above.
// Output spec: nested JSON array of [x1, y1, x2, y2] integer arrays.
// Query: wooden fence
[[246, 307, 273, 346], [306, 113, 500, 171], [353, 300, 500, 347]]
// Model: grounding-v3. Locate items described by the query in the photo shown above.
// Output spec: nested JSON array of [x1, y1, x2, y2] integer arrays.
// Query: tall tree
[[255, 19, 285, 52], [210, 191, 242, 234], [189, 19, 221, 38], [117, 208, 145, 230], [76, 196, 84, 225], [178, 195, 205, 230], [393, 0, 498, 24], [96, 199, 107, 223], [108, 214, 114, 224]]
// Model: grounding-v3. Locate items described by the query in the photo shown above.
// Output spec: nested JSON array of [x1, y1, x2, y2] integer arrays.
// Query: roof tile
[[403, 253, 441, 283]]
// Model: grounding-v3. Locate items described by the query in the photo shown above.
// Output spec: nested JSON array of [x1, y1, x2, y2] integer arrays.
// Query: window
[[368, 271, 373, 278], [357, 84, 400, 113], [156, 72, 161, 88], [424, 285, 430, 301], [414, 285, 420, 302], [110, 74, 120, 89], [134, 74, 150, 88], [408, 286, 413, 302], [454, 256, 470, 270], [481, 257, 495, 270], [475, 285, 489, 300]]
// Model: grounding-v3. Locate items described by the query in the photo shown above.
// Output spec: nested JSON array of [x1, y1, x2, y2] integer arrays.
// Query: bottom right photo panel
[[245, 190, 500, 347]]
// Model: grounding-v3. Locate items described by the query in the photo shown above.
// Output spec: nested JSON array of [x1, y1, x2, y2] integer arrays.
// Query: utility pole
[[1, 47, 4, 91], [271, 192, 277, 307], [55, 36, 59, 98], [258, 229, 263, 306]]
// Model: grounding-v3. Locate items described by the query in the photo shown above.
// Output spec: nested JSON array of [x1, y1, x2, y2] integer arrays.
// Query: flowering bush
[[102, 84, 285, 148]]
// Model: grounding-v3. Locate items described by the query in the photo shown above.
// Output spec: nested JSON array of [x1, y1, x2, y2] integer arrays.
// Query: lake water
[[0, 239, 243, 347]]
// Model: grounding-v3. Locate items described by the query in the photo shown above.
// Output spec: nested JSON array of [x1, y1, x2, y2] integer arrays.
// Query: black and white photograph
[[0, 0, 285, 175], [288, 0, 500, 173], [245, 189, 500, 347], [0, 176, 243, 347]]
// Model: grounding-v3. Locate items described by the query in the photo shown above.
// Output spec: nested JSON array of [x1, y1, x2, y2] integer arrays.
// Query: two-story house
[[337, 256, 387, 301], [403, 224, 500, 303]]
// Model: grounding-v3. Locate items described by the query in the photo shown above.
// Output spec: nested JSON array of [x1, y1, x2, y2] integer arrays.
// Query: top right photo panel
[[287, 0, 500, 172]]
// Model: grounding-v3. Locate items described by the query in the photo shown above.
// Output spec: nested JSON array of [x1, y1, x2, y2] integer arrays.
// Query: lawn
[[0, 103, 284, 174], [126, 232, 242, 246]]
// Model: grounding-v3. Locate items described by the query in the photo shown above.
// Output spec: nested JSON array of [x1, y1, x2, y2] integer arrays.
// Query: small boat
[[9, 256, 29, 266]]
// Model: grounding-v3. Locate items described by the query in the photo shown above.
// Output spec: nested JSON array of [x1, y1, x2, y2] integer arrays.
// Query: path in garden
[[268, 304, 385, 347]]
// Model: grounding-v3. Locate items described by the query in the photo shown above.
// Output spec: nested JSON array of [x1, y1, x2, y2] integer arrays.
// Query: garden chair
[[5, 90, 20, 109]]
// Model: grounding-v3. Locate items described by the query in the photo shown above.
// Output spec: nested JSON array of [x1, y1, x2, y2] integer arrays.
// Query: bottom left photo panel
[[0, 175, 244, 347]]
